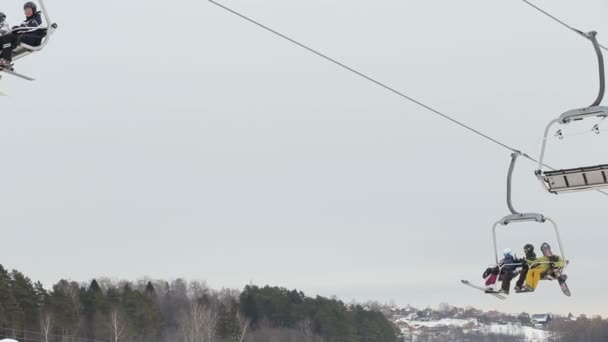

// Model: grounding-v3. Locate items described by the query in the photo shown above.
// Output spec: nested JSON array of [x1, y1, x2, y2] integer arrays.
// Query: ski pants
[[516, 264, 529, 288], [526, 268, 545, 290], [0, 33, 43, 61], [499, 272, 513, 293], [485, 268, 514, 293]]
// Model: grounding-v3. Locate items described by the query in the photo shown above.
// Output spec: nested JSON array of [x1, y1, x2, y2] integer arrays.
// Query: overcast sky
[[1, 0, 607, 316]]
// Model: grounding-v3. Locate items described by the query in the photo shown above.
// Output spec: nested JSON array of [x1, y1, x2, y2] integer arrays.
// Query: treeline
[[550, 315, 608, 342], [241, 285, 399, 342], [0, 264, 398, 342]]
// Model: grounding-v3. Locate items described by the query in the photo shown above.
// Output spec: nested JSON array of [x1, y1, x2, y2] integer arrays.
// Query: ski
[[461, 280, 506, 300], [0, 68, 35, 81]]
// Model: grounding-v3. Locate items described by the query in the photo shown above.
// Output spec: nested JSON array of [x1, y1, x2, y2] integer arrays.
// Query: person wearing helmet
[[482, 248, 520, 294], [514, 243, 537, 292], [0, 2, 45, 69], [0, 12, 10, 36], [523, 242, 565, 292]]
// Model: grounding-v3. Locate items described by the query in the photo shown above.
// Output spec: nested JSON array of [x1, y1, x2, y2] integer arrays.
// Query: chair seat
[[10, 28, 49, 61]]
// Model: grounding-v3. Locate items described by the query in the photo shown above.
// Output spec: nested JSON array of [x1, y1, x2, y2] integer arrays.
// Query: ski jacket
[[531, 255, 565, 272], [523, 252, 537, 267], [499, 255, 519, 272], [12, 11, 43, 32]]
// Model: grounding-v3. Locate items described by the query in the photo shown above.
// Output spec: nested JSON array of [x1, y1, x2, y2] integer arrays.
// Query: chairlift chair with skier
[[463, 153, 571, 299], [0, 0, 57, 82]]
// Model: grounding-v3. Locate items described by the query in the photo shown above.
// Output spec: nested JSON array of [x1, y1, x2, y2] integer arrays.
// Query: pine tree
[[11, 270, 40, 331], [49, 280, 81, 340], [217, 302, 242, 342], [145, 281, 156, 299], [0, 266, 24, 338], [82, 279, 108, 340]]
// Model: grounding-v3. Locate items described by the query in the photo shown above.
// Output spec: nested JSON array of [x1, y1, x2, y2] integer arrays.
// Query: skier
[[523, 242, 565, 292], [0, 12, 10, 36], [482, 248, 520, 294], [514, 243, 537, 292], [0, 2, 45, 69]]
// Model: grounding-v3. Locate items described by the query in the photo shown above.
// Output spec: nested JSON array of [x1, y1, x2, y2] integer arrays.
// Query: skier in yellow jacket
[[524, 242, 565, 291]]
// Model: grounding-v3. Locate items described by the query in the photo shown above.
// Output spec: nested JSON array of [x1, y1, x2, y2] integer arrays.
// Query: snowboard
[[541, 244, 571, 297], [461, 280, 506, 300]]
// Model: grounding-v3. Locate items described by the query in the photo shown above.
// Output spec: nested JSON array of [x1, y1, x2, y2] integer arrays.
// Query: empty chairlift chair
[[536, 31, 608, 194]]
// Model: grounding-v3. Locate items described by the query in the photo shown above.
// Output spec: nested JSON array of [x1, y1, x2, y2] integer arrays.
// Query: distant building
[[531, 314, 552, 327]]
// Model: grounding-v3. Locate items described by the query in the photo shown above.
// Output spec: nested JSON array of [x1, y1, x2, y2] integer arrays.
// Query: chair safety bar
[[492, 216, 567, 268]]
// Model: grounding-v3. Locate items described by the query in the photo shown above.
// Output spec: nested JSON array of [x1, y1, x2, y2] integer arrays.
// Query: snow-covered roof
[[532, 314, 552, 323]]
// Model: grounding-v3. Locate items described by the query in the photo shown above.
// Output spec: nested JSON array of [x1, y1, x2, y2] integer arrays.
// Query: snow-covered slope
[[395, 318, 549, 341], [482, 324, 549, 341]]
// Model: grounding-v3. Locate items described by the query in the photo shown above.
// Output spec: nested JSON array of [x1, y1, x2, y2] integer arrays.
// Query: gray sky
[[1, 0, 607, 316]]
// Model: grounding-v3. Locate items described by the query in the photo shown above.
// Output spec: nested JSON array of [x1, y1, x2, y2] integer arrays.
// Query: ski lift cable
[[208, 0, 608, 197], [520, 0, 608, 52]]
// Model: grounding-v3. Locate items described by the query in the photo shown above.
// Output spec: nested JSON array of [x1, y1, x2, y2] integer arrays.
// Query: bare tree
[[40, 311, 53, 342], [107, 308, 128, 342], [237, 311, 250, 342], [181, 301, 218, 342], [201, 304, 218, 342], [189, 280, 210, 300], [181, 303, 202, 342]]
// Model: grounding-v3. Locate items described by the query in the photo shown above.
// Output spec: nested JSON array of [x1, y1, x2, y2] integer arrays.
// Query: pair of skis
[[0, 67, 35, 96], [463, 268, 570, 299], [461, 280, 507, 300], [0, 66, 35, 81]]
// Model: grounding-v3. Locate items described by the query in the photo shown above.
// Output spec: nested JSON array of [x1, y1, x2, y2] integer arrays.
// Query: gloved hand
[[482, 268, 492, 278], [549, 256, 559, 262]]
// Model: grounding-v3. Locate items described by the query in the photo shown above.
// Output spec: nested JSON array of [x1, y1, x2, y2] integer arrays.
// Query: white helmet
[[503, 248, 513, 257]]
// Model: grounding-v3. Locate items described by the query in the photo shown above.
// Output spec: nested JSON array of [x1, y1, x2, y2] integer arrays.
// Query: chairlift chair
[[536, 32, 608, 194], [0, 0, 57, 82], [11, 0, 57, 62], [463, 153, 570, 298]]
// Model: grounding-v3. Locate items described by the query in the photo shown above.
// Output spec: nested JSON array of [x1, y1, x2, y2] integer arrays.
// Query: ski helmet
[[0, 12, 6, 24], [540, 242, 551, 253], [524, 244, 534, 254], [24, 2, 37, 13], [503, 248, 513, 257]]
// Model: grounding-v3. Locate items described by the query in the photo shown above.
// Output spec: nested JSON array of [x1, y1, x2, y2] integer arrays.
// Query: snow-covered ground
[[395, 318, 550, 341], [482, 324, 550, 341], [396, 318, 477, 328]]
